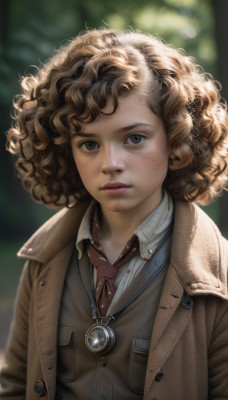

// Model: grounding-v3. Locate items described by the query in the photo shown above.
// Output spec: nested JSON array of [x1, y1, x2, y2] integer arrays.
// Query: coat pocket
[[129, 337, 150, 394], [57, 327, 75, 383]]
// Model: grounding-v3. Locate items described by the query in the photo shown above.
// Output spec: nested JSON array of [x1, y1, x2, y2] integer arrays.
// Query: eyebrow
[[72, 123, 154, 138]]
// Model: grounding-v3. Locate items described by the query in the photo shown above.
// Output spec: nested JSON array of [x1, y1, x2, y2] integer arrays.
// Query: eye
[[81, 141, 99, 151], [127, 134, 145, 145]]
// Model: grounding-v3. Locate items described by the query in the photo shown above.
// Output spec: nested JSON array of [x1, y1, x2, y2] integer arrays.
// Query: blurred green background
[[0, 0, 228, 353]]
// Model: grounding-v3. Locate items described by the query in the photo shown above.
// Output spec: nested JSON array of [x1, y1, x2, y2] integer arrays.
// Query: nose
[[101, 145, 124, 174]]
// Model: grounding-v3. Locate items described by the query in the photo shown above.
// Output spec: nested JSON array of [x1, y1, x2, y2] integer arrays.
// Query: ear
[[169, 151, 176, 160]]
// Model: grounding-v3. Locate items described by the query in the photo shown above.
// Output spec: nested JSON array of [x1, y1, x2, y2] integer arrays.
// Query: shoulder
[[17, 202, 90, 263], [174, 200, 227, 250], [172, 201, 228, 299]]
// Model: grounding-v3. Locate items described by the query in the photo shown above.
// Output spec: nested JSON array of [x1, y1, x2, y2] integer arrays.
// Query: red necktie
[[87, 209, 139, 316]]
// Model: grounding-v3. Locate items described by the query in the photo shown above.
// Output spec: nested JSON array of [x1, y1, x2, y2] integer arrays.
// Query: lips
[[101, 182, 130, 190]]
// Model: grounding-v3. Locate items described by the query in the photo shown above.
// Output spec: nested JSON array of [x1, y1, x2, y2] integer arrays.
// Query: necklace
[[85, 316, 116, 354], [85, 267, 117, 354]]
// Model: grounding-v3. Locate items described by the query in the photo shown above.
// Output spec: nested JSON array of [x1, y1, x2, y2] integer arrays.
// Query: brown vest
[[56, 234, 171, 400]]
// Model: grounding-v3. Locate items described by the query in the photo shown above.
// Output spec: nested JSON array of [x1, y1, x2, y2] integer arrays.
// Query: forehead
[[80, 93, 163, 133]]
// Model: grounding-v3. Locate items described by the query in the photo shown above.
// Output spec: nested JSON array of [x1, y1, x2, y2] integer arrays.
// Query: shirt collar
[[76, 191, 174, 260], [76, 200, 96, 259], [134, 190, 173, 259]]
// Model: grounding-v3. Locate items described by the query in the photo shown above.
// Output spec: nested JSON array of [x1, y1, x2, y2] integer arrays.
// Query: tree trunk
[[211, 0, 228, 234]]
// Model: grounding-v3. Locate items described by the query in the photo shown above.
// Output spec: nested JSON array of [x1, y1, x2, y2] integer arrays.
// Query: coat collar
[[17, 202, 89, 263], [18, 200, 228, 299]]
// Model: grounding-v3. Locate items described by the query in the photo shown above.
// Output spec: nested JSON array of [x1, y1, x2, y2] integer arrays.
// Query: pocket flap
[[132, 337, 150, 355], [58, 328, 73, 347]]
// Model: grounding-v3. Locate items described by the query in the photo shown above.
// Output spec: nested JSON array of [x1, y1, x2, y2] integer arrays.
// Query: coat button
[[39, 280, 47, 287], [98, 357, 107, 367], [34, 380, 47, 396], [181, 294, 194, 309], [155, 372, 164, 381]]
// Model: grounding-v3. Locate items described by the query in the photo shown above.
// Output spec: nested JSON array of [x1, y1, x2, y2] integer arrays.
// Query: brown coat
[[0, 201, 228, 399]]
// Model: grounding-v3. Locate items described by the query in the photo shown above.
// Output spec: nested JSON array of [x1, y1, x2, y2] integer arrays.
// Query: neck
[[101, 212, 137, 244], [100, 202, 160, 244], [97, 190, 164, 248], [98, 191, 164, 243]]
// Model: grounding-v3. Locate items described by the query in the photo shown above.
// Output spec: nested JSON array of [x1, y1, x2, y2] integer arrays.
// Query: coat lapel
[[144, 265, 192, 396], [34, 241, 75, 400]]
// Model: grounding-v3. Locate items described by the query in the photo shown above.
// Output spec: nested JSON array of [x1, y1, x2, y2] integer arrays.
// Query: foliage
[[0, 0, 216, 108]]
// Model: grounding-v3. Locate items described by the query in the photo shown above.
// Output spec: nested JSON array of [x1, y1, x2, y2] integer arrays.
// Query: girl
[[1, 28, 228, 399]]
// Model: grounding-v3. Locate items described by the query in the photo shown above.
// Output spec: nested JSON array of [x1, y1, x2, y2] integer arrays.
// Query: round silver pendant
[[85, 323, 116, 354]]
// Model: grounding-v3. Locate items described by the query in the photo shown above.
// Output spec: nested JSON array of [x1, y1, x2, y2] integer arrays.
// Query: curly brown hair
[[6, 28, 228, 207]]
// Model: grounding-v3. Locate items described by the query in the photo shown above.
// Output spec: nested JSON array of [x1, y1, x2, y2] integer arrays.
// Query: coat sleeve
[[0, 260, 36, 399], [208, 296, 228, 398]]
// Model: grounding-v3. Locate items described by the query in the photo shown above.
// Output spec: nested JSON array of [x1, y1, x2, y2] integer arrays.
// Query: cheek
[[72, 154, 85, 178], [141, 150, 169, 169], [76, 161, 89, 179], [139, 150, 169, 182], [73, 150, 87, 170], [74, 157, 96, 189]]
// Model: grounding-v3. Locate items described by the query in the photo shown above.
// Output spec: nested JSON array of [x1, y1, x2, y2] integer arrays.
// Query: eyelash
[[77, 134, 146, 153]]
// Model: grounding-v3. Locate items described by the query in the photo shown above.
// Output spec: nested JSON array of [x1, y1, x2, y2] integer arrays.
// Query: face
[[71, 92, 170, 223]]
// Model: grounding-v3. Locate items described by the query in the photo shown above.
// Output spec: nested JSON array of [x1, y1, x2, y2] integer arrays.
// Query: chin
[[103, 201, 137, 213]]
